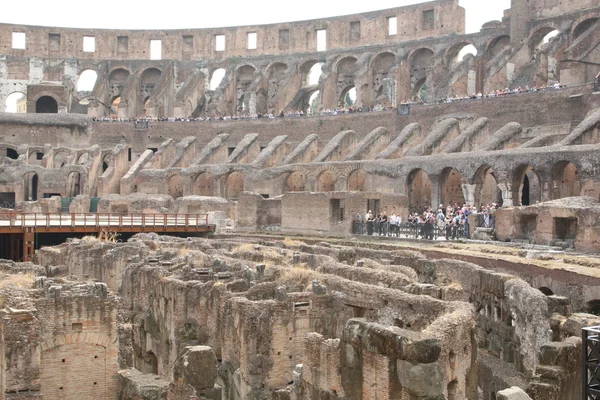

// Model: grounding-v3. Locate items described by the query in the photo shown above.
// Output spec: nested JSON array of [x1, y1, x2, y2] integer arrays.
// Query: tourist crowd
[[354, 202, 499, 241], [92, 81, 577, 124]]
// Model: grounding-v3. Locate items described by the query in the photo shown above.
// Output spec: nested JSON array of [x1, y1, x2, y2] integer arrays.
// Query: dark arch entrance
[[36, 96, 58, 113], [522, 175, 530, 206]]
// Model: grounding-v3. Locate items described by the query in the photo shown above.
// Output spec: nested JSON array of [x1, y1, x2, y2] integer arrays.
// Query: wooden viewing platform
[[0, 212, 216, 261]]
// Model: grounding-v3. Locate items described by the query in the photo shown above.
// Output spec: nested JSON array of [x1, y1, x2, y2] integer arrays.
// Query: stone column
[[461, 183, 476, 206], [429, 174, 441, 209]]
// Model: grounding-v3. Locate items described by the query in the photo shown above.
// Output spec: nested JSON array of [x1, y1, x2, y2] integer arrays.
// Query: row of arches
[[23, 171, 83, 201], [156, 160, 583, 206]]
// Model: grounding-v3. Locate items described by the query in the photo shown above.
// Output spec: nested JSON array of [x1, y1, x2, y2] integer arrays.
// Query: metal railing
[[352, 222, 468, 240], [0, 201, 15, 209], [583, 326, 600, 399], [0, 212, 211, 232]]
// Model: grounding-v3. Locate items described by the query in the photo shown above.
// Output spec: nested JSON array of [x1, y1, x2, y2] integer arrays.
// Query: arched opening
[[224, 171, 244, 199], [530, 28, 560, 54], [337, 57, 357, 106], [551, 161, 581, 199], [587, 300, 600, 316], [36, 96, 58, 113], [236, 65, 256, 113], [474, 166, 502, 208], [142, 351, 158, 375], [441, 168, 465, 206], [447, 43, 478, 65], [514, 165, 541, 206], [76, 69, 98, 92], [347, 169, 367, 191], [340, 86, 356, 108], [447, 380, 458, 400], [372, 52, 396, 106], [409, 48, 434, 101], [77, 153, 89, 165], [24, 172, 38, 201], [304, 90, 320, 115], [209, 68, 226, 90], [316, 170, 337, 192], [5, 92, 26, 113], [486, 35, 511, 59], [53, 151, 70, 168], [573, 18, 599, 39], [67, 171, 81, 197], [140, 68, 162, 115], [168, 174, 184, 199], [108, 68, 130, 106], [285, 171, 307, 192], [407, 169, 432, 213], [538, 287, 554, 296], [6, 148, 19, 160], [193, 172, 214, 196]]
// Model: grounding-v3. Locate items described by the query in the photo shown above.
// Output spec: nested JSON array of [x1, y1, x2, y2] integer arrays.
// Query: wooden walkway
[[0, 212, 215, 261]]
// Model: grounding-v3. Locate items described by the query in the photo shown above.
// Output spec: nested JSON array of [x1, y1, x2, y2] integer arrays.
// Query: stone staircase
[[526, 337, 581, 399]]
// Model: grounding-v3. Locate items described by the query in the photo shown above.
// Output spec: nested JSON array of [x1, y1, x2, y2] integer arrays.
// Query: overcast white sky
[[1, 0, 510, 34]]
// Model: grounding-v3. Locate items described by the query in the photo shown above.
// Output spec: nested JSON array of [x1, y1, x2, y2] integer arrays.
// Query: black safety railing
[[583, 326, 600, 399], [352, 222, 468, 240]]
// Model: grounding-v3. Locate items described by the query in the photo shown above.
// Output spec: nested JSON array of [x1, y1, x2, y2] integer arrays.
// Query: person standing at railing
[[380, 213, 388, 236], [366, 210, 374, 235]]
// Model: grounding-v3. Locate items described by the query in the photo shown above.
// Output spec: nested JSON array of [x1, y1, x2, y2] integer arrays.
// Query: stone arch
[[67, 171, 82, 197], [528, 26, 560, 55], [473, 165, 501, 208], [347, 169, 367, 191], [140, 350, 159, 374], [193, 172, 215, 196], [140, 68, 162, 114], [315, 169, 338, 192], [224, 171, 244, 199], [441, 167, 465, 206], [108, 68, 130, 100], [24, 172, 39, 201], [407, 168, 432, 213], [409, 48, 434, 100], [168, 173, 184, 199], [27, 147, 44, 164], [53, 150, 71, 168], [76, 69, 98, 92], [285, 170, 308, 192], [36, 95, 58, 113], [235, 65, 256, 113], [101, 153, 112, 173], [573, 17, 599, 39], [513, 165, 541, 206], [76, 152, 89, 165], [266, 63, 288, 113], [5, 91, 26, 113], [445, 42, 478, 65], [371, 52, 396, 105], [336, 57, 358, 105], [301, 88, 320, 114], [550, 161, 581, 199], [485, 35, 511, 58], [339, 85, 356, 108], [300, 60, 322, 87]]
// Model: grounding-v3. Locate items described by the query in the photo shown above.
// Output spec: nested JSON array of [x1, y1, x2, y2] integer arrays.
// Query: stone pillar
[[396, 61, 411, 103], [430, 174, 441, 209], [334, 176, 347, 191], [461, 183, 476, 206], [497, 181, 514, 207]]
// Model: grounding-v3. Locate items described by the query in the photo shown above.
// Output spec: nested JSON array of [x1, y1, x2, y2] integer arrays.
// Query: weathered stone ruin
[[1, 0, 600, 398], [0, 234, 595, 399]]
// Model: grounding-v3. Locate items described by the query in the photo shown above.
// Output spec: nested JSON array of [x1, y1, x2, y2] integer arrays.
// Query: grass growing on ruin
[[277, 264, 320, 290], [0, 273, 35, 289], [283, 237, 305, 247]]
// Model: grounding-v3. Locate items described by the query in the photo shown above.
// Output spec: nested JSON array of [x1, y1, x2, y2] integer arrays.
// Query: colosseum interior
[[1, 0, 600, 399]]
